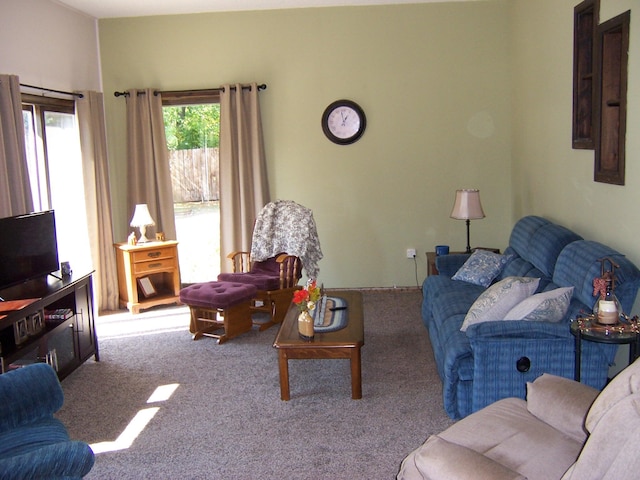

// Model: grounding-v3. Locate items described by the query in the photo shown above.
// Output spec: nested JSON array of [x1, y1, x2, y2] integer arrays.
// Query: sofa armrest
[[435, 254, 471, 277], [0, 363, 64, 432], [398, 435, 526, 480], [466, 321, 588, 412], [526, 373, 598, 443], [0, 441, 95, 480], [465, 319, 571, 340]]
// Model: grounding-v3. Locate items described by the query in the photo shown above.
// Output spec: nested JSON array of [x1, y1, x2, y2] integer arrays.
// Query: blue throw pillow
[[452, 250, 511, 287]]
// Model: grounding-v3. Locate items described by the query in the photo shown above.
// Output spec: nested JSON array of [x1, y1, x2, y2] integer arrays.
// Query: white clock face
[[322, 100, 366, 144], [327, 106, 361, 139]]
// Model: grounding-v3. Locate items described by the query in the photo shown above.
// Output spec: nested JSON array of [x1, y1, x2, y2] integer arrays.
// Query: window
[[22, 94, 92, 274], [161, 90, 221, 284]]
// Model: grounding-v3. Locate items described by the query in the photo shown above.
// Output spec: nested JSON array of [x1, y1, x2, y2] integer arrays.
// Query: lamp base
[[137, 225, 151, 244]]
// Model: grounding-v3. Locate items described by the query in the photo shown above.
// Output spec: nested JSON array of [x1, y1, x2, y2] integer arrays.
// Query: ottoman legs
[[189, 301, 253, 344]]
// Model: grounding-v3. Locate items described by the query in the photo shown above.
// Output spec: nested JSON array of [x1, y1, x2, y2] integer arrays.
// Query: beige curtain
[[125, 89, 176, 240], [76, 91, 120, 312], [0, 74, 32, 217], [219, 83, 270, 272]]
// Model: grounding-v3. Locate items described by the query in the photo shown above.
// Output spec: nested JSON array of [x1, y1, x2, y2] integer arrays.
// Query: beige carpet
[[57, 289, 453, 479]]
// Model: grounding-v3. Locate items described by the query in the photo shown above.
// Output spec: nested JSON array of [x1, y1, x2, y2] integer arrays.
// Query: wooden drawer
[[132, 257, 177, 275], [131, 246, 175, 264]]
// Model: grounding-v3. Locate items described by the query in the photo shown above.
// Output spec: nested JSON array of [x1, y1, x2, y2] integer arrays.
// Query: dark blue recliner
[[0, 363, 94, 479]]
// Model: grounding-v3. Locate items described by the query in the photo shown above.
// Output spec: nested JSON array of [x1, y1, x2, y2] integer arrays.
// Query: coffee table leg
[[351, 347, 362, 399], [278, 351, 290, 401]]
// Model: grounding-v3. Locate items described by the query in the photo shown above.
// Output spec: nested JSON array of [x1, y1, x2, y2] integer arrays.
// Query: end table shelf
[[570, 315, 640, 382]]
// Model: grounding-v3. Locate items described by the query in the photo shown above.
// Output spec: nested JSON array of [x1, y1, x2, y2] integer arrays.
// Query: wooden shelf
[[0, 272, 98, 379]]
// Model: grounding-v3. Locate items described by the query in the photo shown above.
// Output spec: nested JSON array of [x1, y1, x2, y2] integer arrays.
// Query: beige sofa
[[398, 357, 640, 480]]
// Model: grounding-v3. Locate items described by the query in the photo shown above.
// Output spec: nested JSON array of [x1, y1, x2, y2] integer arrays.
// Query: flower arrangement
[[293, 280, 321, 313]]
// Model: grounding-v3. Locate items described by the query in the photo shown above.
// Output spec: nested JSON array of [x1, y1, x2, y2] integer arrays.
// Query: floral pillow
[[460, 276, 540, 332], [452, 250, 512, 287], [504, 286, 574, 322]]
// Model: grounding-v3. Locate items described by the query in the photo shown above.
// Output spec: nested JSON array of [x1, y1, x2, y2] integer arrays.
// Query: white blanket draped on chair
[[250, 200, 323, 279]]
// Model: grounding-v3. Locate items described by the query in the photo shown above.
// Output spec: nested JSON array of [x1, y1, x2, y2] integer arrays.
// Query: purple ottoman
[[179, 281, 258, 343]]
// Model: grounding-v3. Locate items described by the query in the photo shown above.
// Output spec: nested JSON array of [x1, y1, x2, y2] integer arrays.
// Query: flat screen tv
[[0, 210, 60, 291]]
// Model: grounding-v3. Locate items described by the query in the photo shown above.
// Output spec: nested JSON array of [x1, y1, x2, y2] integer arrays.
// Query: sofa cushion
[[585, 356, 640, 433], [526, 373, 598, 443], [554, 240, 640, 316], [452, 250, 512, 287], [438, 397, 584, 480], [507, 216, 551, 259], [217, 272, 281, 290], [460, 277, 540, 332], [562, 393, 640, 480], [399, 435, 526, 480], [502, 216, 582, 286], [526, 224, 582, 277], [504, 286, 574, 322]]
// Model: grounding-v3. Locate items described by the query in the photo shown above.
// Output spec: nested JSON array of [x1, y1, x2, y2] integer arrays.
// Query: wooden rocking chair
[[217, 251, 302, 331]]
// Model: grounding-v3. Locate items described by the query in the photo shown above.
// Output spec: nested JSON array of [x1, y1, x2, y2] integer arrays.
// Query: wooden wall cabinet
[[572, 1, 630, 186], [572, 0, 599, 149], [594, 10, 630, 185]]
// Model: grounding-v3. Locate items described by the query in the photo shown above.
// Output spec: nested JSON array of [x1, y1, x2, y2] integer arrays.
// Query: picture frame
[[27, 311, 44, 336], [137, 276, 157, 298], [13, 318, 29, 345]]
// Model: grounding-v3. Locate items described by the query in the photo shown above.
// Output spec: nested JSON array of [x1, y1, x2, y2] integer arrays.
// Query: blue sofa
[[0, 363, 94, 479], [423, 216, 640, 419]]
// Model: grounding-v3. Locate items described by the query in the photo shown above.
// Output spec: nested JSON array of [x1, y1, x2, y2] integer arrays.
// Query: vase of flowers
[[293, 280, 321, 340]]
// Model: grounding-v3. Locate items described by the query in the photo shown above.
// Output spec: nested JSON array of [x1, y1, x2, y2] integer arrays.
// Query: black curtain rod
[[114, 83, 266, 98], [20, 83, 84, 98]]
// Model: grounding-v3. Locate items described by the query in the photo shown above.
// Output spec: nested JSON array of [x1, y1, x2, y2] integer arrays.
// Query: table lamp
[[450, 189, 485, 253], [130, 204, 155, 243]]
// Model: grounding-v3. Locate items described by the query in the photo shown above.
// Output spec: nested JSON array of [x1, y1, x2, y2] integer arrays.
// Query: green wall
[[99, 1, 513, 288], [100, 0, 640, 296], [510, 0, 640, 283]]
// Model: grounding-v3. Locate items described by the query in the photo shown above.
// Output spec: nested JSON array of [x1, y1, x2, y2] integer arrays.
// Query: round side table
[[570, 315, 640, 382]]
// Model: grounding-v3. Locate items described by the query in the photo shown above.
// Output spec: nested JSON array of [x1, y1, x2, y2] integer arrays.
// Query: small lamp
[[130, 204, 155, 244], [450, 189, 485, 253]]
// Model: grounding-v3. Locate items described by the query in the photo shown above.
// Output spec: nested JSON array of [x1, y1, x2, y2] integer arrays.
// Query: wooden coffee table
[[273, 290, 364, 400]]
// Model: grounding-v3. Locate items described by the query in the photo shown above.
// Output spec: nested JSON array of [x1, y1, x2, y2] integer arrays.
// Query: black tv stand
[[0, 272, 98, 379], [48, 272, 63, 281]]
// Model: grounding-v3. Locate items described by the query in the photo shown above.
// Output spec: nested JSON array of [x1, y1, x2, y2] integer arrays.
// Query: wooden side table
[[426, 251, 465, 276], [115, 240, 181, 313], [426, 248, 500, 276]]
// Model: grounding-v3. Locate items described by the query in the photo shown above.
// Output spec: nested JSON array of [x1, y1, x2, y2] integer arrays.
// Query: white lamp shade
[[450, 189, 485, 220], [130, 204, 156, 227]]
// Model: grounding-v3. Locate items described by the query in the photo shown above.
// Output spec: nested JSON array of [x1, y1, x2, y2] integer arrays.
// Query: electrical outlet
[[406, 248, 416, 258]]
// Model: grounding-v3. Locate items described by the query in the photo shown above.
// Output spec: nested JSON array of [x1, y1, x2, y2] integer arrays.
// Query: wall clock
[[321, 99, 366, 145]]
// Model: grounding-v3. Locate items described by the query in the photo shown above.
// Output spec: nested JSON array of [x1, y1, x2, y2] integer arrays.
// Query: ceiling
[[53, 0, 470, 19]]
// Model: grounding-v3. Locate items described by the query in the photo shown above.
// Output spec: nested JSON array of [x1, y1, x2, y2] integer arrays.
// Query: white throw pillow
[[504, 286, 574, 322], [460, 276, 540, 332]]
